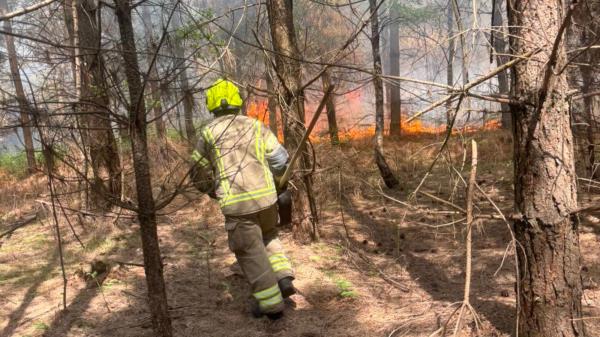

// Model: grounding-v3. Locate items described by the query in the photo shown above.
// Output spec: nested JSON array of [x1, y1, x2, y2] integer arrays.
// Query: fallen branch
[[570, 204, 600, 215], [418, 190, 466, 213], [376, 182, 415, 209], [35, 199, 135, 219], [113, 260, 145, 268], [0, 213, 39, 239]]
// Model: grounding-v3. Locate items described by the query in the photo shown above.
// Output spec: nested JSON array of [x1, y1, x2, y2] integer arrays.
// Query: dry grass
[[0, 130, 599, 337]]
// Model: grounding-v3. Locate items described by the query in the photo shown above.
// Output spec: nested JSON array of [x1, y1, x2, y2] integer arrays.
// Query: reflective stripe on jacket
[[193, 115, 285, 215]]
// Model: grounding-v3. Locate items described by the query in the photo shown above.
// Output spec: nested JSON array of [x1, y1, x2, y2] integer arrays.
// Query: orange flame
[[246, 100, 284, 141], [246, 97, 501, 144], [246, 101, 269, 125]]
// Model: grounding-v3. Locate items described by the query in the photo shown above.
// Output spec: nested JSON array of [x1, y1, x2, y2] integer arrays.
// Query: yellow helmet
[[205, 78, 243, 114]]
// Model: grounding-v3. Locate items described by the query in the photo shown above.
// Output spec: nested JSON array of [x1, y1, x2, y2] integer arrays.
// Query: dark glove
[[208, 187, 217, 200], [277, 189, 292, 227], [190, 164, 217, 199]]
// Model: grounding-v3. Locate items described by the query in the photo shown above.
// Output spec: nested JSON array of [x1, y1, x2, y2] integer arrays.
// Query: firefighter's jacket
[[192, 114, 288, 217]]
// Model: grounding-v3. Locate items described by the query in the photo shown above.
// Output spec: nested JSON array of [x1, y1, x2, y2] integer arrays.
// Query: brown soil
[[1, 131, 599, 337]]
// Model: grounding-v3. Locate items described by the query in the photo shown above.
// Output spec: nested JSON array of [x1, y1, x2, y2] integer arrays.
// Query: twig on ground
[[35, 199, 135, 219], [376, 182, 415, 209], [343, 238, 409, 292], [418, 190, 466, 213], [198, 233, 214, 288], [339, 168, 351, 239], [417, 217, 467, 229], [113, 260, 145, 268]]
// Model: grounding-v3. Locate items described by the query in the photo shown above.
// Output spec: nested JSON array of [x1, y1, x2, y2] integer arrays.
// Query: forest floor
[[1, 130, 600, 337]]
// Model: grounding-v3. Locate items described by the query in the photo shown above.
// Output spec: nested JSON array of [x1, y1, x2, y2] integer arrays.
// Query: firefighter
[[190, 78, 295, 320]]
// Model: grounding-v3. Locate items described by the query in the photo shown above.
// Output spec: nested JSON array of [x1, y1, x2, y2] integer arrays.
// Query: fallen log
[[0, 213, 39, 239]]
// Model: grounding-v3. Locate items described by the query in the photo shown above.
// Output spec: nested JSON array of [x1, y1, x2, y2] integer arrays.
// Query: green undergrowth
[[0, 151, 44, 178]]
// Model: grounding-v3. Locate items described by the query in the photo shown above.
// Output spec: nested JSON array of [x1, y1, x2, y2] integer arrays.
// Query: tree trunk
[[581, 66, 598, 177], [451, 0, 470, 123], [265, 69, 279, 136], [63, 0, 92, 209], [172, 10, 195, 144], [572, 0, 600, 178], [492, 0, 511, 129], [1, 0, 36, 174], [320, 68, 339, 145], [141, 5, 166, 141], [508, 1, 584, 336], [266, 0, 319, 241], [113, 1, 173, 336], [369, 0, 398, 189], [389, 0, 401, 136], [77, 0, 122, 210], [446, 1, 455, 126]]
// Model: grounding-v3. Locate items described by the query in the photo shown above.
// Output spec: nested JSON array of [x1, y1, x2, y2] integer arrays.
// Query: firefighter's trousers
[[225, 204, 294, 314]]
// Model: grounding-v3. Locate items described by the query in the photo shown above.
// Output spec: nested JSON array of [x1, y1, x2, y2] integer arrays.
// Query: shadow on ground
[[338, 187, 516, 336], [34, 213, 370, 337]]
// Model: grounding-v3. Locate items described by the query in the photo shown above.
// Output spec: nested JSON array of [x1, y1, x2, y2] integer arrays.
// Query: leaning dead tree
[[509, 0, 584, 336], [320, 67, 340, 145], [368, 0, 399, 189]]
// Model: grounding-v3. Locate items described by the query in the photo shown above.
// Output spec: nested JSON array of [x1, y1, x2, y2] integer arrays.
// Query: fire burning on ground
[[246, 99, 502, 143]]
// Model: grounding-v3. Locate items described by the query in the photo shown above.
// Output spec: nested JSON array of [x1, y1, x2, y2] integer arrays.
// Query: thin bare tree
[[1, 0, 36, 173], [369, 0, 399, 189], [113, 0, 173, 335]]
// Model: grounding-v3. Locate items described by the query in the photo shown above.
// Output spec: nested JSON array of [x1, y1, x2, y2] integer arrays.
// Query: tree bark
[[369, 0, 399, 188], [572, 0, 600, 178], [508, 1, 584, 336], [141, 4, 166, 141], [389, 0, 401, 136], [581, 66, 598, 177], [172, 10, 195, 144], [113, 1, 173, 336], [1, 0, 36, 174], [266, 0, 319, 241], [265, 69, 279, 136], [320, 68, 339, 145], [492, 0, 511, 129], [77, 0, 122, 210], [446, 1, 455, 127]]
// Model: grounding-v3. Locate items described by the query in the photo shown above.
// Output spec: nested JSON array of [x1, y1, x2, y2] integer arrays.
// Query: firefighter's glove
[[190, 163, 217, 199]]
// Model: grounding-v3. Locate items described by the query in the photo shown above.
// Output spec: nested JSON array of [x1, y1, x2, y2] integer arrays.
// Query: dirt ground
[[1, 131, 599, 337]]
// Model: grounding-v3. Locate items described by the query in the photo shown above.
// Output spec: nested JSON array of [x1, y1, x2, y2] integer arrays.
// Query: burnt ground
[[1, 131, 599, 337]]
